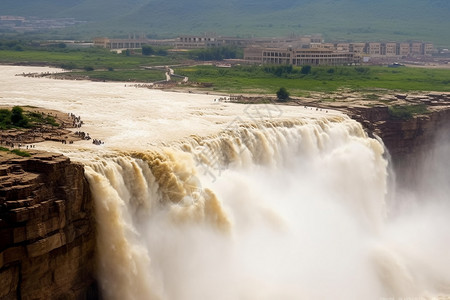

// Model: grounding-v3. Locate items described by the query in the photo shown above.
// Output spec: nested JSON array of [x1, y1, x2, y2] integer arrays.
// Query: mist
[[85, 120, 450, 300]]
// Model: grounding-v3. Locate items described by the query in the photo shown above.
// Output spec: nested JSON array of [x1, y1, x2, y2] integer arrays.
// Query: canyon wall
[[0, 152, 97, 300], [349, 105, 450, 187]]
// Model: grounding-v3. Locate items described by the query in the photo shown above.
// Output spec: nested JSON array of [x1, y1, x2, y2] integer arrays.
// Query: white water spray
[[83, 119, 449, 300]]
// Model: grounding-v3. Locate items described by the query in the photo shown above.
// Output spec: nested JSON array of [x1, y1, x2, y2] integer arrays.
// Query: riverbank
[[0, 106, 83, 150]]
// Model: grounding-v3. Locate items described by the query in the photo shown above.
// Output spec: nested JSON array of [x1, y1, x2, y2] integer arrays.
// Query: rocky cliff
[[349, 104, 450, 187], [0, 152, 97, 300]]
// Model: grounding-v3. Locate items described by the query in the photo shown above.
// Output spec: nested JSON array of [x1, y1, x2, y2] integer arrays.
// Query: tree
[[0, 109, 12, 129], [142, 45, 154, 56], [156, 49, 168, 56], [189, 46, 241, 61], [276, 87, 290, 102], [11, 106, 28, 127], [301, 65, 311, 75]]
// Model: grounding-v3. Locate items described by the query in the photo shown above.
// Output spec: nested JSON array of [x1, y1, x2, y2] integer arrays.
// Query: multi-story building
[[424, 43, 434, 55], [398, 43, 411, 56], [349, 43, 366, 55], [175, 34, 323, 49], [244, 46, 267, 64], [382, 42, 397, 56], [261, 48, 292, 65], [310, 43, 335, 50], [345, 41, 434, 57], [175, 35, 248, 48], [291, 49, 355, 66], [368, 42, 382, 56], [410, 42, 424, 55], [176, 36, 217, 48], [93, 36, 175, 49], [335, 43, 350, 52], [246, 47, 356, 66]]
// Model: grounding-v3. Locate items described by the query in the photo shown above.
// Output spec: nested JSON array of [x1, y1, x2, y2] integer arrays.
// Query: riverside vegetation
[[0, 106, 61, 157], [0, 106, 58, 130], [175, 64, 450, 94]]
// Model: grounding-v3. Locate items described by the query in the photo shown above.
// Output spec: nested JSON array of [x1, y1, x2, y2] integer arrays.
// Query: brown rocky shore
[[1, 92, 450, 299]]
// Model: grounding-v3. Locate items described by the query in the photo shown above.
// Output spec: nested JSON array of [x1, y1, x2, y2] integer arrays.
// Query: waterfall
[[82, 117, 448, 300], [2, 65, 448, 299]]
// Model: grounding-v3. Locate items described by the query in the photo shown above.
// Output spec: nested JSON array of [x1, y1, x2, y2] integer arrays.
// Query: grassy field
[[0, 48, 180, 70], [175, 65, 450, 95]]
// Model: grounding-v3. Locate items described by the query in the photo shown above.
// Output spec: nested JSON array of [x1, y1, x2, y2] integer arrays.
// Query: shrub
[[61, 62, 77, 70], [10, 149, 31, 157], [388, 104, 428, 120], [264, 65, 293, 77], [189, 46, 242, 61], [0, 109, 12, 129], [11, 106, 29, 127], [156, 49, 168, 56], [301, 65, 312, 75], [142, 45, 154, 56], [355, 67, 370, 74], [276, 87, 290, 101]]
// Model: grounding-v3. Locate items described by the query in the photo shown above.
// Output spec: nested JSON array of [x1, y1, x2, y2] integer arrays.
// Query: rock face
[[349, 105, 450, 187], [0, 152, 97, 300]]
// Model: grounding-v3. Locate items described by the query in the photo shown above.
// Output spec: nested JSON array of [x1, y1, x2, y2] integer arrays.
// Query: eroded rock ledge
[[348, 105, 450, 187], [0, 152, 97, 300]]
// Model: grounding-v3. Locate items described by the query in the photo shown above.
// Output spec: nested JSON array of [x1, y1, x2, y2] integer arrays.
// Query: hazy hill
[[1, 0, 449, 45]]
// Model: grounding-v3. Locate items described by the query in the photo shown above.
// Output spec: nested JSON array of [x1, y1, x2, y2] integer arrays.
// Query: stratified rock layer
[[349, 105, 450, 187], [0, 151, 97, 300]]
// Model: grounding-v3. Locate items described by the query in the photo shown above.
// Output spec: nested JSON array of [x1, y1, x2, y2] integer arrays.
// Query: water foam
[[82, 118, 434, 300]]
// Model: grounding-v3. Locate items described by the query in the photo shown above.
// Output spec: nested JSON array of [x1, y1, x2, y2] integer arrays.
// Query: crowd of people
[[70, 114, 104, 146], [0, 139, 37, 149], [69, 113, 84, 128], [92, 139, 104, 145]]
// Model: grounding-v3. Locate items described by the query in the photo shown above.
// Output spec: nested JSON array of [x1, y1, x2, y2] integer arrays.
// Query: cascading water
[[82, 119, 449, 300], [1, 66, 449, 300]]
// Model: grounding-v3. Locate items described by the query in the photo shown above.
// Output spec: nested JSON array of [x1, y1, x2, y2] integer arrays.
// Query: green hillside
[[1, 0, 449, 46]]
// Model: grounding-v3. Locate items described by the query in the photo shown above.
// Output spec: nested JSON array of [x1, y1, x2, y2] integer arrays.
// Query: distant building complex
[[0, 15, 85, 31], [93, 33, 434, 66], [93, 35, 173, 49], [245, 41, 433, 66], [93, 34, 324, 50]]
